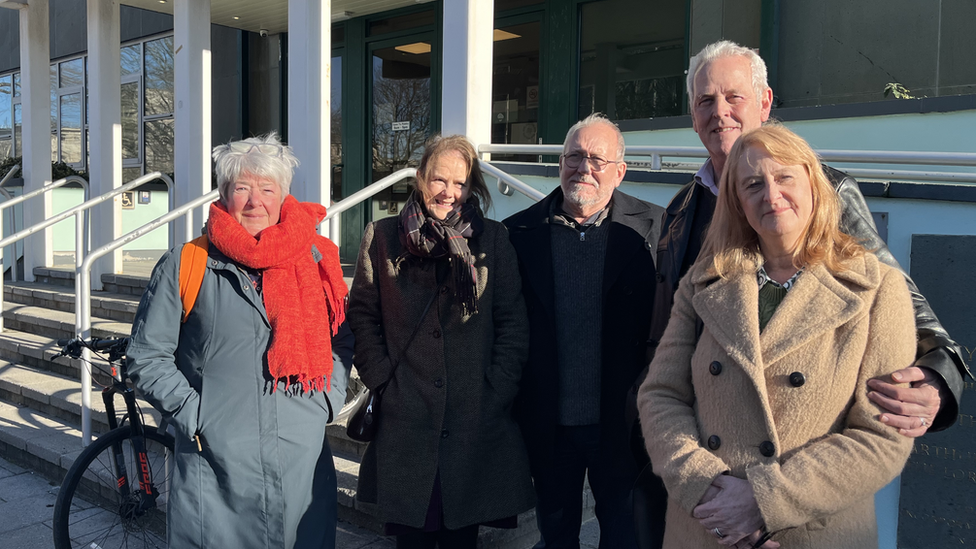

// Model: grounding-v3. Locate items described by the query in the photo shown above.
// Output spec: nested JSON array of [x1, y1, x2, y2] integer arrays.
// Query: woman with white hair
[[127, 132, 347, 548]]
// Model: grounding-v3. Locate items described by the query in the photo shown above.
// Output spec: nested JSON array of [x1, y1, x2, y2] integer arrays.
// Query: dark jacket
[[348, 216, 535, 529], [503, 189, 663, 469], [651, 166, 971, 430]]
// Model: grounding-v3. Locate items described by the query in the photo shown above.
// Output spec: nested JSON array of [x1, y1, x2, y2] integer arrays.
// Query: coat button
[[707, 435, 721, 450], [441, 286, 449, 294], [441, 429, 449, 439], [759, 441, 775, 457], [434, 378, 444, 388], [789, 372, 806, 387], [655, 273, 665, 283], [709, 361, 722, 375], [432, 329, 441, 338]]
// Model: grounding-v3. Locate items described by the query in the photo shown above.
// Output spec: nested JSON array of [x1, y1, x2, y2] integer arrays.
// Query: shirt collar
[[694, 158, 720, 197], [757, 264, 803, 291], [550, 195, 611, 228]]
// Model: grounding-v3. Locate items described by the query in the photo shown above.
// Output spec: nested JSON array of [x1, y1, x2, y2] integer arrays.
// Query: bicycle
[[51, 336, 174, 549]]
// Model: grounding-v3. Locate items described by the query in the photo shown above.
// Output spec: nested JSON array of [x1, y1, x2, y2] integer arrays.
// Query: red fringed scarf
[[208, 195, 347, 393]]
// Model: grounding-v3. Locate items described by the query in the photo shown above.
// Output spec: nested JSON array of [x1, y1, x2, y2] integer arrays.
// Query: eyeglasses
[[223, 142, 285, 158], [561, 152, 622, 172]]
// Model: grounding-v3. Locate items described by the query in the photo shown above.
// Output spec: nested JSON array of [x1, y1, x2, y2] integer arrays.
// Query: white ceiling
[[121, 0, 429, 35]]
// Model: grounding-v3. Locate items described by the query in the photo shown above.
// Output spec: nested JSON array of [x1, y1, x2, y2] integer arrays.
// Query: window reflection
[[59, 94, 82, 165], [491, 21, 541, 161], [60, 58, 84, 88], [331, 56, 343, 202], [144, 119, 174, 174], [578, 0, 686, 120], [121, 82, 139, 160], [144, 36, 174, 117], [0, 75, 10, 161], [13, 104, 21, 156], [121, 44, 141, 76]]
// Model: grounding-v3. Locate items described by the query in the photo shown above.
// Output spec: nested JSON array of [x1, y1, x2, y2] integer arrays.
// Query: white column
[[288, 0, 331, 231], [174, 0, 211, 242], [19, 0, 52, 281], [87, 0, 122, 287], [441, 0, 494, 149]]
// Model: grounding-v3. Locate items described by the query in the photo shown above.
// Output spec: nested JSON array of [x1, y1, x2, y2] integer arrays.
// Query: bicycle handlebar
[[56, 337, 130, 359]]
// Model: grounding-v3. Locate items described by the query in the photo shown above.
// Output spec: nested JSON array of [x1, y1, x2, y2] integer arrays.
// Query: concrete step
[[0, 360, 161, 436], [5, 280, 142, 323], [0, 330, 119, 387], [31, 266, 150, 296], [2, 301, 131, 341]]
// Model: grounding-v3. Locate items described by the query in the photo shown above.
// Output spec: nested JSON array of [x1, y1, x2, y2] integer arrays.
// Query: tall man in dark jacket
[[652, 40, 969, 438], [505, 114, 664, 549]]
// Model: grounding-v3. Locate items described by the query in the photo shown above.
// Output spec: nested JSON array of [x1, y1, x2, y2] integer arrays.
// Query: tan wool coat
[[638, 253, 915, 549]]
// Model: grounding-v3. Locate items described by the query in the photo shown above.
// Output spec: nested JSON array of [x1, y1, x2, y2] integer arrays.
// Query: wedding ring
[[919, 417, 927, 427], [713, 527, 725, 538]]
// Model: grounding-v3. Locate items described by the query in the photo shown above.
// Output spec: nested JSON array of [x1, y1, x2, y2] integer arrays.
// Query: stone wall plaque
[[899, 235, 976, 548]]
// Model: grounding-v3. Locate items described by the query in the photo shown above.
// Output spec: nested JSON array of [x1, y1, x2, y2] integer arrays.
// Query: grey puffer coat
[[127, 245, 337, 549], [348, 217, 535, 530]]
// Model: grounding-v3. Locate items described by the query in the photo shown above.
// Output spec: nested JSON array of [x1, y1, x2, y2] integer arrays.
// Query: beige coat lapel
[[760, 258, 878, 366], [692, 267, 763, 377]]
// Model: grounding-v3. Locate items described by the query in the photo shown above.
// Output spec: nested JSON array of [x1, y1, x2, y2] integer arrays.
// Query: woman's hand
[[693, 475, 765, 546]]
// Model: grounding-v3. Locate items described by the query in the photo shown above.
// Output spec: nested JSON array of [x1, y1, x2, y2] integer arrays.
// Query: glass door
[[368, 32, 436, 222]]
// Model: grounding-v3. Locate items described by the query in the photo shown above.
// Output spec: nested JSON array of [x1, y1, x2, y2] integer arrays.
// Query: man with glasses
[[504, 113, 664, 549]]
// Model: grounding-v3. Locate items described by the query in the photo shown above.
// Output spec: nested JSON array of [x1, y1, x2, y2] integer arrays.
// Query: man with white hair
[[505, 113, 664, 549], [642, 39, 969, 547]]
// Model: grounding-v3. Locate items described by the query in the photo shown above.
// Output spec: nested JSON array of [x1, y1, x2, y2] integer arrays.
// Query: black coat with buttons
[[503, 188, 664, 473], [349, 216, 535, 529]]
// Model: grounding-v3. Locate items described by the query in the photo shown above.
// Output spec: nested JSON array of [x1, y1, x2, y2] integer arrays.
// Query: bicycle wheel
[[53, 426, 174, 549]]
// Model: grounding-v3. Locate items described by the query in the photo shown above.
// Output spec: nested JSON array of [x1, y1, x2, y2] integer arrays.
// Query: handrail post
[[75, 209, 93, 445]]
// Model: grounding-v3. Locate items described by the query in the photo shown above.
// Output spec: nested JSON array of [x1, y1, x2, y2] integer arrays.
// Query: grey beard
[[564, 182, 601, 209]]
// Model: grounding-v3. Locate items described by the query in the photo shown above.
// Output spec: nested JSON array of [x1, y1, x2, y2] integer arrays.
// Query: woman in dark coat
[[127, 133, 347, 548], [349, 135, 535, 548]]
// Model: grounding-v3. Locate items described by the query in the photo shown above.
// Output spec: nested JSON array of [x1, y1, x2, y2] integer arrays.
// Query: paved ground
[[0, 455, 600, 548]]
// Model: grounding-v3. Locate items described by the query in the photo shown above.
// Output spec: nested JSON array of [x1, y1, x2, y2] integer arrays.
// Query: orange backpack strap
[[179, 235, 210, 323]]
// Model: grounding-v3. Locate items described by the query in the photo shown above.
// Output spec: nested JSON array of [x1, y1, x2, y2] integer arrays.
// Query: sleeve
[[484, 222, 530, 405], [638, 271, 730, 513], [125, 249, 201, 445], [832, 168, 970, 430], [745, 267, 916, 532], [347, 222, 395, 390]]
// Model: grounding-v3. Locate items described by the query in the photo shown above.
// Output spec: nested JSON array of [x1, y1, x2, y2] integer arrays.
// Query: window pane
[[491, 21, 541, 161], [578, 0, 686, 121], [50, 64, 58, 134], [0, 138, 10, 161], [13, 104, 21, 156], [331, 56, 342, 202], [144, 118, 174, 174], [123, 166, 142, 183], [13, 73, 20, 98], [60, 93, 82, 165], [121, 81, 139, 159], [0, 75, 11, 138], [60, 58, 84, 88], [121, 44, 141, 76], [144, 36, 174, 116]]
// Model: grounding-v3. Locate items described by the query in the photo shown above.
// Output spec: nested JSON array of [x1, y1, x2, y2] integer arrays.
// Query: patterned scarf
[[207, 195, 348, 393], [399, 192, 484, 316]]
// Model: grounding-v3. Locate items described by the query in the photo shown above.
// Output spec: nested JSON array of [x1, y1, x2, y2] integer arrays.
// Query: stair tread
[[0, 360, 162, 427], [2, 301, 132, 337], [5, 280, 142, 308]]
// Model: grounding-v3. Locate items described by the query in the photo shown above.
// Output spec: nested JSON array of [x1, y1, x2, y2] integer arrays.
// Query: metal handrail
[[323, 168, 417, 242], [0, 164, 20, 187], [0, 174, 90, 282], [0, 172, 171, 335], [75, 188, 219, 445], [481, 161, 546, 201]]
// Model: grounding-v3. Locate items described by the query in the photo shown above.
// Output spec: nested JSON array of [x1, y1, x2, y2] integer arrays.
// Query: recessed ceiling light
[[493, 29, 521, 42], [158, 0, 166, 4], [233, 16, 240, 20], [395, 42, 432, 55]]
